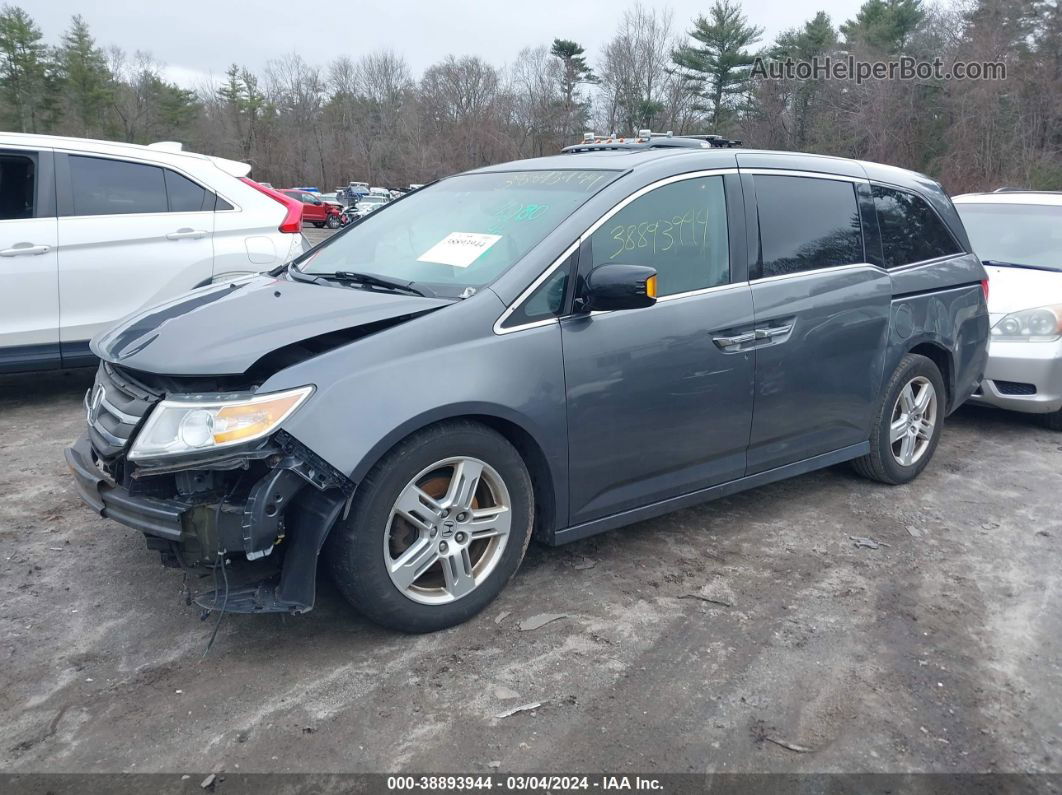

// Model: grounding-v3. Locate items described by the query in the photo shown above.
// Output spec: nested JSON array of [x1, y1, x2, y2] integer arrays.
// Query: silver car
[[954, 191, 1062, 430]]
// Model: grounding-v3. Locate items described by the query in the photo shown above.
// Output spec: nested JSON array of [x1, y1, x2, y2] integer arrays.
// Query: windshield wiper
[[301, 270, 436, 298], [981, 259, 1059, 273]]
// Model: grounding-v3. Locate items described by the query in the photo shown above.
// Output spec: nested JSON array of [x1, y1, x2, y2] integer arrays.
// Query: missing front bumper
[[65, 433, 350, 613]]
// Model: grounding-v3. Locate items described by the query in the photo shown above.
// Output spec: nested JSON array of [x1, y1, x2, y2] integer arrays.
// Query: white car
[[351, 195, 389, 217], [0, 133, 307, 373], [953, 190, 1062, 429]]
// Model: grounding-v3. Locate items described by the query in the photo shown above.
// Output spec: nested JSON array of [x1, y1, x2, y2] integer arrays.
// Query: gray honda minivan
[[67, 136, 990, 632]]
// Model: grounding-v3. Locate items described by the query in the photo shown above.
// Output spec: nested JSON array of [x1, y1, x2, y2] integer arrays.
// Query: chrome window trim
[[493, 168, 738, 335], [741, 167, 870, 185], [887, 252, 967, 272], [751, 262, 885, 285]]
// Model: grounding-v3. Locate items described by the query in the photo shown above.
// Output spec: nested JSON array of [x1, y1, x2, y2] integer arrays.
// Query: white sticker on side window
[[417, 232, 501, 268]]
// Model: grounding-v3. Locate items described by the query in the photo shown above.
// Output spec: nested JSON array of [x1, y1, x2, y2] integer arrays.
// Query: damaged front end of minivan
[[65, 361, 353, 613], [64, 273, 456, 614]]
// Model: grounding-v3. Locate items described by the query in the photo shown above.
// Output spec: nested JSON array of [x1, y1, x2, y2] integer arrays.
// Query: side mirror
[[582, 263, 658, 312]]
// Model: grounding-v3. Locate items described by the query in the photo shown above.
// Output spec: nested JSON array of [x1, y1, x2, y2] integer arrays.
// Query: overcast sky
[[32, 0, 865, 89]]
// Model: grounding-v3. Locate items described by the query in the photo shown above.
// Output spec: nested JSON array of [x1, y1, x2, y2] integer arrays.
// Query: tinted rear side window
[[873, 185, 961, 268], [69, 155, 167, 216], [164, 169, 212, 211], [0, 153, 35, 220], [755, 175, 863, 278]]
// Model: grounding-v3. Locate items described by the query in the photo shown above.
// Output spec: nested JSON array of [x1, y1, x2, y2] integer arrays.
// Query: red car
[[280, 190, 345, 229]]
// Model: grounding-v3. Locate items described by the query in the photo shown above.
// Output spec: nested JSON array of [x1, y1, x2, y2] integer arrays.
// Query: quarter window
[[501, 259, 570, 329], [588, 175, 729, 296], [873, 185, 961, 268], [164, 169, 213, 212], [69, 155, 167, 216], [755, 175, 864, 278]]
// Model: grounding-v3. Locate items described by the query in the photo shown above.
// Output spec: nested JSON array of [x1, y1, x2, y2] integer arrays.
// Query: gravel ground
[[0, 368, 1059, 777], [0, 234, 1059, 777]]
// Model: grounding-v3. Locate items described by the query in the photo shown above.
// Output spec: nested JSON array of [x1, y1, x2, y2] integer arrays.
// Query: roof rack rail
[[562, 130, 741, 154], [992, 187, 1062, 194]]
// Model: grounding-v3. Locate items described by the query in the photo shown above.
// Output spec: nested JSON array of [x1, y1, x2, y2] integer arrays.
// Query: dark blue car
[[67, 137, 989, 632]]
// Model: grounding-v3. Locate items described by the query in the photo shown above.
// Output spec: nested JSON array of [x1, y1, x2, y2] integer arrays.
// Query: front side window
[[0, 153, 35, 220], [874, 185, 961, 268], [69, 155, 167, 216], [755, 175, 864, 278], [298, 169, 620, 298], [588, 175, 729, 296]]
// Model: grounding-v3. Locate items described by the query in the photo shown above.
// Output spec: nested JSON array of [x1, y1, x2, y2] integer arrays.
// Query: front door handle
[[165, 228, 208, 240], [0, 243, 50, 257], [713, 331, 757, 348]]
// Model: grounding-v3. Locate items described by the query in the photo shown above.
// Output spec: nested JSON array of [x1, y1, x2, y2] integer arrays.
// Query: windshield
[[297, 169, 620, 297], [955, 202, 1062, 272]]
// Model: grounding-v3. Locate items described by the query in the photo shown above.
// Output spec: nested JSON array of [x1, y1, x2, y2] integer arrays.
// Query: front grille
[[86, 363, 160, 459], [994, 380, 1037, 396]]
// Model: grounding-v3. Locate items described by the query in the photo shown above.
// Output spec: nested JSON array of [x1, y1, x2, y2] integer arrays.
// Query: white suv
[[0, 133, 308, 373]]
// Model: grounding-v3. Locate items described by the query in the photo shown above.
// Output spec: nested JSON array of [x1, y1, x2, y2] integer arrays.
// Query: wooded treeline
[[0, 0, 1057, 193]]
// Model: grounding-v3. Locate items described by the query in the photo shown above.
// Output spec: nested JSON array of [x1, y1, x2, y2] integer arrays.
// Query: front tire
[[1044, 409, 1062, 432], [852, 353, 946, 484], [328, 421, 534, 633], [326, 214, 341, 229]]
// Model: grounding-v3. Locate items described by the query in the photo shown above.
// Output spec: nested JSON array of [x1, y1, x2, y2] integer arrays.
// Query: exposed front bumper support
[[65, 434, 350, 614]]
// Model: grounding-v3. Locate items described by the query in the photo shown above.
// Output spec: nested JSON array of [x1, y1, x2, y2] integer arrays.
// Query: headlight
[[129, 386, 313, 460], [992, 304, 1062, 342]]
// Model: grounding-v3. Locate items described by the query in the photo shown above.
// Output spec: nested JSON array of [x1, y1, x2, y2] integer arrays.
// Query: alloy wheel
[[384, 457, 512, 605], [890, 375, 938, 467]]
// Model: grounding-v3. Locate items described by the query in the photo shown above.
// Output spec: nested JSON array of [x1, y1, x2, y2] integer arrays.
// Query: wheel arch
[[347, 405, 563, 543], [907, 339, 955, 411]]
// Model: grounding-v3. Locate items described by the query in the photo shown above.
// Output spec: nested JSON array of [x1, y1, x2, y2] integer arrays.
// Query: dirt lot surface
[[1, 364, 1060, 778]]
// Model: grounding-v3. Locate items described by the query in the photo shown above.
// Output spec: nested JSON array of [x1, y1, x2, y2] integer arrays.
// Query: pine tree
[[840, 0, 925, 52], [672, 0, 764, 132], [550, 38, 595, 139], [0, 5, 49, 132], [56, 14, 113, 135]]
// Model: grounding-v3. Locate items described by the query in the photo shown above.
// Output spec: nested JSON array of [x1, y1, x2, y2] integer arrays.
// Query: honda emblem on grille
[[87, 384, 105, 424]]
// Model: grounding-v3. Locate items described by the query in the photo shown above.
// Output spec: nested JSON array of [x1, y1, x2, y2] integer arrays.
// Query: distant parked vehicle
[[281, 189, 344, 229], [954, 190, 1062, 430], [408, 183, 424, 191], [0, 133, 306, 373], [369, 186, 390, 198], [337, 182, 369, 206], [351, 194, 388, 218]]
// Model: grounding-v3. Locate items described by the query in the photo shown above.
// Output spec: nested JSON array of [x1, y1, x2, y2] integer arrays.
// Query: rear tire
[[852, 353, 946, 485], [1044, 409, 1062, 432], [312, 222, 325, 228], [327, 421, 534, 633]]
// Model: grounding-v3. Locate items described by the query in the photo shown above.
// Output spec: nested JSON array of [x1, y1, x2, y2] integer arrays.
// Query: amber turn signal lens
[[213, 392, 306, 444], [645, 274, 658, 299]]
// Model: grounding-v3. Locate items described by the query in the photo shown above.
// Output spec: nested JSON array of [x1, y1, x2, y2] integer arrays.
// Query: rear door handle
[[713, 331, 757, 348], [165, 228, 208, 240], [0, 243, 50, 257], [756, 324, 793, 339]]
